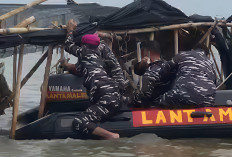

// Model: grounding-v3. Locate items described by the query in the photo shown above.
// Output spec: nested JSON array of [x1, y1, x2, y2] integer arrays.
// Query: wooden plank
[[10, 44, 24, 139], [0, 0, 47, 21], [38, 45, 53, 118]]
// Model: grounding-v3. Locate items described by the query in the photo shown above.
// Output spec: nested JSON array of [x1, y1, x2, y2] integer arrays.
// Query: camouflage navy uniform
[[134, 60, 176, 106], [65, 34, 124, 135], [159, 50, 216, 106]]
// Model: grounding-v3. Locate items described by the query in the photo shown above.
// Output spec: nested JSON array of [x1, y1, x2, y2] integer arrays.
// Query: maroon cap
[[82, 34, 100, 46]]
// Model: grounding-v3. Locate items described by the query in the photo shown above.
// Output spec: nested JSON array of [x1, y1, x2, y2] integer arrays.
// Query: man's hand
[[59, 58, 69, 68], [66, 19, 77, 32], [142, 56, 151, 64]]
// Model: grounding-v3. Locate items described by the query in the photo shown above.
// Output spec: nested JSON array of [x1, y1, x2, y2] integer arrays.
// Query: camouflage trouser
[[72, 77, 121, 135], [159, 85, 215, 106]]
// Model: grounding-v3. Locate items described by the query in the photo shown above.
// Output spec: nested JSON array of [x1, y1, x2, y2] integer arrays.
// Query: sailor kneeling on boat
[[63, 19, 125, 140], [133, 41, 176, 107], [159, 49, 217, 107]]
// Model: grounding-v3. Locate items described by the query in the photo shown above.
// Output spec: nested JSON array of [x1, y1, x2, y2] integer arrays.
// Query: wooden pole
[[12, 16, 36, 91], [149, 32, 154, 41], [221, 62, 224, 81], [21, 50, 48, 88], [193, 22, 218, 49], [13, 47, 18, 93], [174, 29, 178, 55], [209, 48, 222, 81], [60, 46, 65, 59], [217, 72, 232, 89], [38, 45, 53, 118], [14, 16, 36, 28], [0, 27, 51, 35], [102, 22, 232, 34], [0, 0, 47, 22], [10, 44, 24, 139], [12, 16, 36, 96], [1, 50, 49, 113], [206, 35, 210, 48], [136, 42, 142, 90]]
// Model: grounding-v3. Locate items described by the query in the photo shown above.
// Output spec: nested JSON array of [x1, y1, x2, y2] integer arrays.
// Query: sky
[[1, 0, 232, 18]]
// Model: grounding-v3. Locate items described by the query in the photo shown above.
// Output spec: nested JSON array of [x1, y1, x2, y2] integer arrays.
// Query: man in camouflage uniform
[[159, 49, 216, 106], [133, 57, 176, 107], [133, 41, 216, 107], [133, 41, 176, 107], [63, 19, 125, 139]]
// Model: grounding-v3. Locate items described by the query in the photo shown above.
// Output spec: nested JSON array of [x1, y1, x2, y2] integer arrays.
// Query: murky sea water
[[0, 51, 232, 157]]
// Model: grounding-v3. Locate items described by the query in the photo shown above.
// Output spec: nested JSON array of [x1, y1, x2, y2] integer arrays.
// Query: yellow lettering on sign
[[72, 93, 77, 99], [156, 111, 166, 124], [62, 94, 66, 99], [183, 110, 195, 122], [67, 93, 71, 99], [84, 93, 88, 98], [54, 94, 58, 99], [170, 110, 183, 123], [203, 109, 216, 122], [219, 108, 232, 121], [50, 94, 53, 99], [141, 112, 153, 124]]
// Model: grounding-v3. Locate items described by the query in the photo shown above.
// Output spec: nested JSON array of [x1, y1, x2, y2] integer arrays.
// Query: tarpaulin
[[0, 0, 189, 49]]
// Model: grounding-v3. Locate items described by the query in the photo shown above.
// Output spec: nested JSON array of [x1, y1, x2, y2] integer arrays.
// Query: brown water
[[0, 51, 231, 157]]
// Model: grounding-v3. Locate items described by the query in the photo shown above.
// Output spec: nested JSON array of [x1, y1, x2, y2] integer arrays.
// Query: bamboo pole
[[0, 27, 51, 35], [0, 0, 47, 22], [221, 62, 224, 81], [217, 72, 232, 89], [209, 48, 222, 81], [21, 50, 48, 88], [102, 22, 232, 34], [136, 42, 142, 90], [14, 16, 36, 28], [1, 50, 49, 113], [10, 44, 24, 139], [174, 29, 178, 55], [206, 35, 210, 48], [12, 16, 36, 94], [149, 32, 154, 41], [13, 47, 18, 93], [193, 22, 218, 49], [60, 45, 65, 59], [38, 45, 53, 118]]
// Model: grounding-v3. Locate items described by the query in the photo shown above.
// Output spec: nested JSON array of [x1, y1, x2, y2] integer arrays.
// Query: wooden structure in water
[[0, 0, 51, 139], [0, 0, 232, 140]]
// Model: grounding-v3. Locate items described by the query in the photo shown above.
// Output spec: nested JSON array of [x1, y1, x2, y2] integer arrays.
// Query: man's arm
[[65, 33, 83, 57], [100, 44, 126, 90], [60, 58, 82, 76], [64, 19, 82, 57]]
